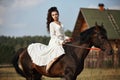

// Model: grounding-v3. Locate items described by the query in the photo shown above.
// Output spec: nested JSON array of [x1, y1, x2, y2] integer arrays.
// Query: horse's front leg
[[61, 76, 77, 80], [62, 67, 76, 80]]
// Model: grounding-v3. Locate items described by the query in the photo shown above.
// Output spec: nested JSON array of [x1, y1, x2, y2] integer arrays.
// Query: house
[[72, 4, 120, 68]]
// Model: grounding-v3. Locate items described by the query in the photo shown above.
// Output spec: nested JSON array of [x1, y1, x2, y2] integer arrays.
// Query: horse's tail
[[12, 48, 26, 77]]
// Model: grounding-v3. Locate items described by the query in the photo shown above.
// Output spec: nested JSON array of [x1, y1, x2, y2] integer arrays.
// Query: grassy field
[[0, 67, 120, 80]]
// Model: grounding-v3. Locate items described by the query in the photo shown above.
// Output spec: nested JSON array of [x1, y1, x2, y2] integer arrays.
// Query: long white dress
[[27, 22, 69, 66]]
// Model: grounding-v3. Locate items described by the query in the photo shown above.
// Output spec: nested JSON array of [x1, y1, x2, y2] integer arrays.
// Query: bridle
[[64, 43, 101, 51]]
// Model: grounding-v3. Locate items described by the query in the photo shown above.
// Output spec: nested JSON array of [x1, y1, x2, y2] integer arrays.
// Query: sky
[[0, 0, 120, 37]]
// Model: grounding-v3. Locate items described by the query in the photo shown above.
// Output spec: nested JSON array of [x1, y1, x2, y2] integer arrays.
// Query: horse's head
[[79, 23, 113, 55], [90, 24, 113, 55]]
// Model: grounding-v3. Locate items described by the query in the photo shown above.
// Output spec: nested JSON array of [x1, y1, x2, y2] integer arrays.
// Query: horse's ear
[[95, 22, 98, 27], [101, 23, 104, 27], [95, 22, 99, 32]]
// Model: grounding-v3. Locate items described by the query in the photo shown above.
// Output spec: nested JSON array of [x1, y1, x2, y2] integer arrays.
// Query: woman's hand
[[65, 39, 71, 42], [66, 37, 73, 42], [62, 37, 73, 45]]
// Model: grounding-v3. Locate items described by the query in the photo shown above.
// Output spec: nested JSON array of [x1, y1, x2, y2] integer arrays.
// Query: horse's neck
[[73, 43, 92, 62]]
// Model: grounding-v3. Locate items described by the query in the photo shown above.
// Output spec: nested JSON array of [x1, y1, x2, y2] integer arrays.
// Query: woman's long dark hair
[[46, 7, 59, 32]]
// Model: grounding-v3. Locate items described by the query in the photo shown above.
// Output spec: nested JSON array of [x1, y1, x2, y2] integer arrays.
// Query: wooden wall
[[84, 40, 120, 68]]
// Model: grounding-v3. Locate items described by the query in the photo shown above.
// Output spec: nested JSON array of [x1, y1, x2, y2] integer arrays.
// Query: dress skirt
[[27, 42, 65, 66]]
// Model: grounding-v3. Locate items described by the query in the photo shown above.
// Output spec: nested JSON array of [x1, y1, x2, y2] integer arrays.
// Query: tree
[[65, 30, 72, 37]]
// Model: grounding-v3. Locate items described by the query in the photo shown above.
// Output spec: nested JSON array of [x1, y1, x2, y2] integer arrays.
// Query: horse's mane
[[64, 25, 107, 50], [79, 26, 107, 44]]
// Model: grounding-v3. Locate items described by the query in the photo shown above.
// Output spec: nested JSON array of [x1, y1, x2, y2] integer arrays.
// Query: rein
[[64, 44, 101, 51]]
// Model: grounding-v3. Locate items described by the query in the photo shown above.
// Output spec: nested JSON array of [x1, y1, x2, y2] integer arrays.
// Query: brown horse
[[12, 24, 113, 80]]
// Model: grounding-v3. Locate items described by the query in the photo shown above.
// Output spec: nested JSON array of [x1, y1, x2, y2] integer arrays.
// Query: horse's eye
[[101, 36, 106, 39], [101, 36, 104, 39]]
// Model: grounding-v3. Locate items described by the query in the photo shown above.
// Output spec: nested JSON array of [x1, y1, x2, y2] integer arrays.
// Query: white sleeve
[[50, 23, 56, 38], [50, 23, 64, 45]]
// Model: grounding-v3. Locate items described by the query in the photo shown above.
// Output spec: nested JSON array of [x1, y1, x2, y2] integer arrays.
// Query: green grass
[[0, 67, 120, 80]]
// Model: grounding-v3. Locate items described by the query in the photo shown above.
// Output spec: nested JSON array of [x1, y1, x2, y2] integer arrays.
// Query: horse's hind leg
[[24, 70, 42, 80], [33, 74, 42, 80], [32, 69, 42, 80]]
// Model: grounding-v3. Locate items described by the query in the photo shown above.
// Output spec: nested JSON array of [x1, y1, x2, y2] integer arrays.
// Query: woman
[[27, 7, 71, 67]]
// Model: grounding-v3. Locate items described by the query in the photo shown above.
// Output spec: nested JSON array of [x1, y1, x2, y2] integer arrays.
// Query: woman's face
[[51, 11, 59, 21]]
